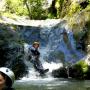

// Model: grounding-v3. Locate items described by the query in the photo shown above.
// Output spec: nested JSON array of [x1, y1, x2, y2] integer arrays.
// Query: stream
[[14, 79, 90, 90]]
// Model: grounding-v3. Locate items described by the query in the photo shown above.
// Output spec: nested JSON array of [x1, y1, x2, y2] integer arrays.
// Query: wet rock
[[52, 67, 68, 78], [51, 60, 90, 80], [0, 24, 28, 79], [85, 66, 90, 80], [68, 65, 84, 79], [68, 60, 90, 80]]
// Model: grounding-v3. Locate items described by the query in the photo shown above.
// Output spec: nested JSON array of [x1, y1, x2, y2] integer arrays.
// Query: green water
[[14, 78, 90, 90]]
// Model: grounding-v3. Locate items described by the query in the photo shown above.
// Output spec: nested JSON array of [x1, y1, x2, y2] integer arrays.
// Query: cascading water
[[19, 19, 85, 80], [22, 43, 63, 80]]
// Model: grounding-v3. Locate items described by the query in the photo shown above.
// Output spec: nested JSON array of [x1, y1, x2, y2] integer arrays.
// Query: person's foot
[[39, 69, 49, 76], [44, 69, 49, 73]]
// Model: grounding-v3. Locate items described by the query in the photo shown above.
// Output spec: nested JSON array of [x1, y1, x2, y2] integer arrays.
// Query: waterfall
[[19, 19, 85, 79], [22, 43, 63, 80]]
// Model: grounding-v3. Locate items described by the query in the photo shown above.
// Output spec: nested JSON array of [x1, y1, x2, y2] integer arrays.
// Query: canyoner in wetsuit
[[28, 42, 49, 76]]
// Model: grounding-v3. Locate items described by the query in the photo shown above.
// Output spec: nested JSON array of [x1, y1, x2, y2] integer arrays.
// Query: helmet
[[0, 67, 15, 86], [33, 42, 40, 45]]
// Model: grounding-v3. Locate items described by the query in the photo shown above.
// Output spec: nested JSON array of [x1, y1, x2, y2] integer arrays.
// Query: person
[[29, 41, 49, 76], [0, 67, 15, 90]]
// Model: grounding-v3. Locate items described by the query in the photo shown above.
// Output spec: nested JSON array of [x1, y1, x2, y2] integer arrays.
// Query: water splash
[[21, 62, 63, 81], [43, 62, 63, 72]]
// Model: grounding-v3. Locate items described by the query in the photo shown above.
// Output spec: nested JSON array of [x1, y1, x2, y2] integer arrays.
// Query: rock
[[0, 24, 28, 79], [52, 67, 68, 78], [68, 65, 84, 79], [85, 66, 90, 80], [69, 60, 90, 79]]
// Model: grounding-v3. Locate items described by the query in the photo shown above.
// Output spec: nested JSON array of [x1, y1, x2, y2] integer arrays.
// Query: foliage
[[2, 0, 90, 19], [68, 60, 90, 79], [68, 3, 81, 17], [60, 0, 71, 18], [5, 0, 47, 19], [76, 60, 88, 73], [5, 0, 28, 16], [25, 0, 47, 19], [48, 0, 90, 19]]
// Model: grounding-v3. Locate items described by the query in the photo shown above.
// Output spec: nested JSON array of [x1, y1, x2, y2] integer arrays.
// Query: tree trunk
[[24, 0, 31, 19]]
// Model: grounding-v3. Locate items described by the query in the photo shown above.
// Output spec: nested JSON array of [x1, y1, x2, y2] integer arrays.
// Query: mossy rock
[[69, 64, 84, 79]]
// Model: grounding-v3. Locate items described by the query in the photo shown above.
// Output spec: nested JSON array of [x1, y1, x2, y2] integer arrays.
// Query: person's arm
[[34, 50, 40, 60], [28, 47, 33, 60]]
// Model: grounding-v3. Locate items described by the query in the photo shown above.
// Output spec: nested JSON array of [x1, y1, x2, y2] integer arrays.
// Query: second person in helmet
[[29, 41, 49, 76], [0, 67, 15, 90]]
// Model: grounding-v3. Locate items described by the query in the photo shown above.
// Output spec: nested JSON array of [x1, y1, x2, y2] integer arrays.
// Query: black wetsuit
[[29, 48, 45, 75], [29, 46, 49, 76]]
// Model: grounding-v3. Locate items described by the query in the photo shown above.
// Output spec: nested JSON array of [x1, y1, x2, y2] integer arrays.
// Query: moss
[[69, 60, 90, 79], [66, 8, 90, 51], [67, 10, 90, 33], [76, 60, 88, 73]]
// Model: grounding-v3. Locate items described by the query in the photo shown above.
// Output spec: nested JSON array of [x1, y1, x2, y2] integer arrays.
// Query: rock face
[[0, 24, 28, 79], [17, 19, 85, 64], [48, 0, 90, 54]]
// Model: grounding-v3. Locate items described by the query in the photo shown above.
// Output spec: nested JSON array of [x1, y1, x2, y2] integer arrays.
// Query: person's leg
[[33, 60, 45, 75], [31, 59, 48, 76], [36, 60, 44, 69]]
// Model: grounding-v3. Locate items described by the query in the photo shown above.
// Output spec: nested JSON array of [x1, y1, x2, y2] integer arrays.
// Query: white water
[[21, 62, 62, 81]]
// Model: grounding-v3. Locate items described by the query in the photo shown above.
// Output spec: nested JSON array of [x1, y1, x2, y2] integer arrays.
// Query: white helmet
[[0, 67, 15, 86], [33, 41, 40, 45]]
